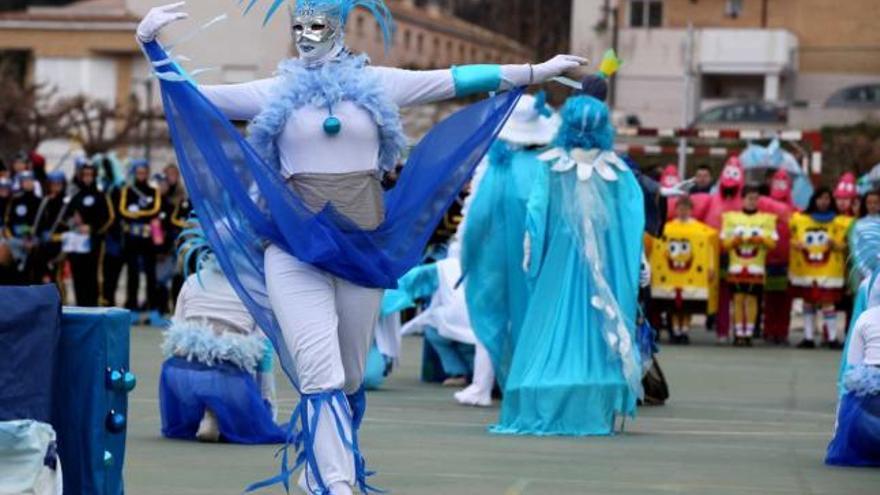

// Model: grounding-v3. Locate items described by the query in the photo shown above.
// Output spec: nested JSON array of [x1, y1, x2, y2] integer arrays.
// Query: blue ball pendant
[[323, 116, 342, 136]]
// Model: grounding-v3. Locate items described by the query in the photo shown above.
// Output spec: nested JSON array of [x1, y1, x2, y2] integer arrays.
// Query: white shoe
[[454, 386, 491, 407], [195, 409, 220, 442], [298, 471, 354, 495]]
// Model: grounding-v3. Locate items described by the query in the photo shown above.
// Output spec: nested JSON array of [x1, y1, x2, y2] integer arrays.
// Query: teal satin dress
[[461, 143, 544, 387], [492, 150, 645, 436]]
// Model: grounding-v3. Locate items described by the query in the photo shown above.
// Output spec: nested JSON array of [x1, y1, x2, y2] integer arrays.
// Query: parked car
[[692, 101, 788, 127], [825, 83, 880, 108]]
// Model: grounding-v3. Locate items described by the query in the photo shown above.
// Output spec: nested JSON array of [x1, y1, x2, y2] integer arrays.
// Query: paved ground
[[124, 328, 879, 495]]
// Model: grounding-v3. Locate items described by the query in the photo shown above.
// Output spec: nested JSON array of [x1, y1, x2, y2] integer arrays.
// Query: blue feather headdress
[[240, 0, 395, 50], [176, 218, 218, 286]]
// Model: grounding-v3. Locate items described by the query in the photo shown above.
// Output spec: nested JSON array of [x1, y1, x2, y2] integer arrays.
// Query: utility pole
[[678, 22, 694, 178], [144, 79, 153, 163], [609, 1, 620, 108]]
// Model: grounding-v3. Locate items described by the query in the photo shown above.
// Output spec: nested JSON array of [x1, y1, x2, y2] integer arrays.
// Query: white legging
[[265, 245, 383, 491]]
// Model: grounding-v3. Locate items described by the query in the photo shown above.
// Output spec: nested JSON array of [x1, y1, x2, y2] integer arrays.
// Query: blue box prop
[[53, 307, 133, 495], [0, 285, 61, 423]]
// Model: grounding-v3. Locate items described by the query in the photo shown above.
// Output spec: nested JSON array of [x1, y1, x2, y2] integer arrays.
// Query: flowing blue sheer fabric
[[462, 145, 543, 387], [144, 40, 521, 387]]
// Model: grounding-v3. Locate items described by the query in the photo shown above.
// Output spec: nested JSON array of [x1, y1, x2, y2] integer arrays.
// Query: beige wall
[[658, 0, 880, 74]]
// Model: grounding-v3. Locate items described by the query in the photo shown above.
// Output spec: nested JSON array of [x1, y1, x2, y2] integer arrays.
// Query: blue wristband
[[451, 64, 502, 97]]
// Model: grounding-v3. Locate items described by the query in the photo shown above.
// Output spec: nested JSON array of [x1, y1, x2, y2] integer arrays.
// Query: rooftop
[[0, 0, 138, 25]]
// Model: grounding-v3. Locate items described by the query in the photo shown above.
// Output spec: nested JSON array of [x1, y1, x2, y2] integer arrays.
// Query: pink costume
[[681, 157, 792, 340]]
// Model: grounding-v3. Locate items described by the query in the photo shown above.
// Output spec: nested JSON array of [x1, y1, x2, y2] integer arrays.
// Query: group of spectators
[[0, 151, 191, 324]]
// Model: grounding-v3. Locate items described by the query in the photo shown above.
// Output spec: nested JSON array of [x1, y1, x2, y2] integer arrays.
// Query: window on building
[[459, 44, 466, 61], [725, 0, 744, 19], [403, 29, 412, 50], [417, 33, 424, 52], [356, 15, 365, 37], [446, 40, 453, 58], [433, 37, 440, 55], [630, 0, 663, 28]]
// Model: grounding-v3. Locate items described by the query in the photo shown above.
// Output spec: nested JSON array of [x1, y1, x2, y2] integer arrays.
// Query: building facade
[[0, 0, 533, 160], [572, 0, 880, 128]]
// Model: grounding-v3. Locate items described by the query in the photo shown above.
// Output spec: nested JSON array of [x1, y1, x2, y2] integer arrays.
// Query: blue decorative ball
[[123, 371, 137, 392], [323, 116, 342, 136], [106, 369, 123, 390], [106, 410, 126, 433]]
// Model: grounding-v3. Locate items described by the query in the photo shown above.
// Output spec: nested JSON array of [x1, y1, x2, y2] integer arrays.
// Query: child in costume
[[651, 195, 719, 344], [790, 187, 853, 349], [682, 157, 790, 343], [834, 173, 859, 217], [764, 169, 797, 344], [826, 217, 880, 467], [835, 173, 860, 332], [160, 225, 283, 444], [721, 185, 777, 346], [137, 1, 585, 492], [494, 92, 645, 436]]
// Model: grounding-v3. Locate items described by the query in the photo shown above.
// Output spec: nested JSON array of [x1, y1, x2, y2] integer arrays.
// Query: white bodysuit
[[847, 306, 880, 367]]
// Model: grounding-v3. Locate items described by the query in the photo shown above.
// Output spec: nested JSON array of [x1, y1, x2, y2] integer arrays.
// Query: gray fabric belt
[[287, 170, 385, 230]]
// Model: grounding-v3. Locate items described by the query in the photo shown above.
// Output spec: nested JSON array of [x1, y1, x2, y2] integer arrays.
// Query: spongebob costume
[[650, 219, 719, 317], [721, 211, 777, 341], [789, 212, 853, 303]]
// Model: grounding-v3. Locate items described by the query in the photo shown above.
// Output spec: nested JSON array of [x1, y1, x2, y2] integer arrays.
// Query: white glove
[[660, 178, 696, 198], [136, 1, 189, 43], [532, 55, 589, 83], [522, 232, 532, 273]]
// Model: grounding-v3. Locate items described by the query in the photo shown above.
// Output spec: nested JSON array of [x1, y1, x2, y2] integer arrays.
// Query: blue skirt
[[159, 357, 286, 444]]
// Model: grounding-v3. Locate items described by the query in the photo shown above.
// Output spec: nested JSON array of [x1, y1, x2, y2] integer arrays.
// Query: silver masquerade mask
[[291, 5, 343, 62]]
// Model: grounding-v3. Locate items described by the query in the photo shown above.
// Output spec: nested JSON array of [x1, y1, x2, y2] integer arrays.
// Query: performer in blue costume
[[460, 92, 560, 406], [135, 2, 585, 492], [492, 93, 645, 436], [160, 225, 284, 444], [826, 217, 880, 466]]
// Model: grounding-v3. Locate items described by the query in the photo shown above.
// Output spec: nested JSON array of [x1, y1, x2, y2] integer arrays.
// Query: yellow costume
[[721, 212, 778, 285], [650, 219, 719, 316], [721, 211, 777, 340], [789, 212, 853, 302]]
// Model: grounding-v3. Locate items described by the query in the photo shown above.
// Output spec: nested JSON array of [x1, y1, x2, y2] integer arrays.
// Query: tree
[[0, 61, 164, 160], [0, 65, 69, 158], [59, 93, 152, 156]]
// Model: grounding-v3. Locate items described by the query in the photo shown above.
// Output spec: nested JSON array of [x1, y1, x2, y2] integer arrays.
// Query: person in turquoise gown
[[492, 94, 645, 436], [461, 92, 560, 398]]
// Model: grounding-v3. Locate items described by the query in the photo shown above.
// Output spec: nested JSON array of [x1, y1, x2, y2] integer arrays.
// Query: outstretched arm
[[373, 55, 588, 108], [136, 2, 275, 121]]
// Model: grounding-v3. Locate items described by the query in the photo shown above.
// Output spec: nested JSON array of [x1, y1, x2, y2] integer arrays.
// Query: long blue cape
[[144, 40, 520, 387]]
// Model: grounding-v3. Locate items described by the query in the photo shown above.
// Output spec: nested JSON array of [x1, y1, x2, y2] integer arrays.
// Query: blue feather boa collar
[[248, 54, 407, 172]]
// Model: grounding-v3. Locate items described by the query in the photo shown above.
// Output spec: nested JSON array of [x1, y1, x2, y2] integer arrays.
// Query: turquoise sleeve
[[451, 65, 503, 97]]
